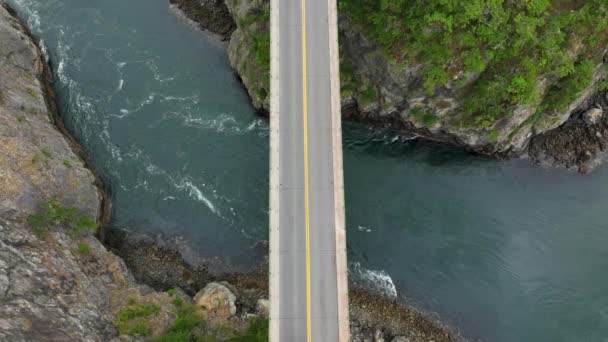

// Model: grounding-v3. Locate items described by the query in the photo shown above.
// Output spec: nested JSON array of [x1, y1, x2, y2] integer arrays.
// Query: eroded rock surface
[[0, 3, 100, 219], [0, 4, 172, 341]]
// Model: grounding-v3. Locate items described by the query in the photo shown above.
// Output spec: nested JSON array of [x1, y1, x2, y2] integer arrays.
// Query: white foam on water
[[351, 262, 398, 298], [117, 79, 124, 91], [114, 94, 155, 118], [357, 225, 372, 233], [176, 179, 219, 215]]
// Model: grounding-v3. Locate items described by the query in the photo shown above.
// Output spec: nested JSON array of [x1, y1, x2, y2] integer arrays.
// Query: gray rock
[[391, 337, 411, 342], [583, 107, 603, 125], [256, 298, 270, 317], [374, 328, 386, 342], [0, 2, 100, 221], [169, 0, 235, 38], [194, 282, 237, 318]]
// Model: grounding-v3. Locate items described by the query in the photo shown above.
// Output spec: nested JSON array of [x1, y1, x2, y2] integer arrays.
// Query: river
[[7, 0, 608, 341]]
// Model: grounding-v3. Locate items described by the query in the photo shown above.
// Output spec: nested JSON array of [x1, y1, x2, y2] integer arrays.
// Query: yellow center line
[[301, 0, 312, 340]]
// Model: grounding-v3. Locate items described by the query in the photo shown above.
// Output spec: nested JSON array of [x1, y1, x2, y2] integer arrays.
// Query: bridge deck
[[269, 0, 348, 340]]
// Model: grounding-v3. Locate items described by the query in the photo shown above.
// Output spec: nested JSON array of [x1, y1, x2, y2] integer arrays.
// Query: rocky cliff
[[173, 0, 608, 173]]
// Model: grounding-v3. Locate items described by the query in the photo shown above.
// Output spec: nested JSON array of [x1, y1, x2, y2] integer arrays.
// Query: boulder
[[583, 107, 603, 125], [374, 328, 386, 342], [194, 282, 237, 319], [256, 298, 270, 317]]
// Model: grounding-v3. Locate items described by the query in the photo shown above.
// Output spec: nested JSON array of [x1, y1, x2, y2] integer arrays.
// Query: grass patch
[[230, 317, 269, 342], [31, 153, 42, 165], [77, 242, 90, 255], [41, 148, 52, 159], [151, 298, 268, 342], [26, 87, 38, 99], [114, 301, 161, 337], [28, 198, 97, 238], [63, 160, 72, 168]]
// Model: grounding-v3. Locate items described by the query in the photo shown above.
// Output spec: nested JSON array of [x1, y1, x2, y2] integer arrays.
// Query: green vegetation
[[339, 0, 608, 127], [114, 301, 161, 336], [31, 152, 42, 164], [150, 298, 268, 342], [230, 317, 269, 342], [28, 198, 97, 238], [63, 160, 72, 168], [77, 242, 90, 255], [167, 288, 176, 297], [41, 148, 52, 158], [26, 87, 38, 99], [237, 5, 270, 101]]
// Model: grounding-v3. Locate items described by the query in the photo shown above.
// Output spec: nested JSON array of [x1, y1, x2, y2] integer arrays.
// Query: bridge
[[268, 0, 349, 340]]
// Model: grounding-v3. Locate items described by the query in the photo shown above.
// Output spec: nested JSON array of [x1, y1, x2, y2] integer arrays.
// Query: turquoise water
[[8, 0, 608, 341]]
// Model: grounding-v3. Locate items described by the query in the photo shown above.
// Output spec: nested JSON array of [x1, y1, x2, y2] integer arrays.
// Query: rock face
[[169, 0, 235, 38], [582, 107, 604, 125], [225, 0, 270, 113], [194, 281, 238, 319], [529, 92, 608, 173], [0, 3, 101, 219]]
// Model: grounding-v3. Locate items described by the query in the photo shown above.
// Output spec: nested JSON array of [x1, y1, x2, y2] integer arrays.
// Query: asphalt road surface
[[269, 0, 348, 340]]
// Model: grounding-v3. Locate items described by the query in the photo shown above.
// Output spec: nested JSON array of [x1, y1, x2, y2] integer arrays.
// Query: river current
[[7, 0, 608, 341]]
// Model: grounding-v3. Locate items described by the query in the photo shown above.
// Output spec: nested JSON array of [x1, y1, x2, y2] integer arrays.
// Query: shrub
[[114, 301, 161, 336], [28, 198, 97, 238], [230, 318, 269, 342], [77, 242, 90, 255]]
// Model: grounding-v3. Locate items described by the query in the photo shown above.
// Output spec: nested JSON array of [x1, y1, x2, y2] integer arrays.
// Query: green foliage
[[155, 300, 201, 341], [167, 288, 176, 297], [339, 0, 608, 127], [41, 148, 52, 158], [27, 198, 97, 238], [422, 114, 439, 127], [237, 5, 271, 104], [114, 301, 161, 336], [543, 59, 595, 111], [63, 160, 72, 168], [77, 242, 90, 255], [360, 86, 377, 103], [489, 129, 500, 141], [600, 79, 608, 92], [151, 299, 268, 342], [31, 153, 42, 164], [230, 318, 269, 342]]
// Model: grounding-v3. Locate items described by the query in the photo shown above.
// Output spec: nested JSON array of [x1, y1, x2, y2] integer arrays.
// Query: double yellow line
[[300, 0, 312, 340]]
